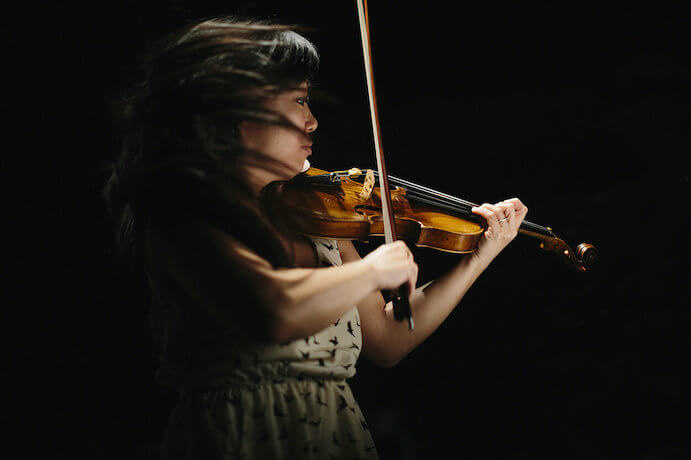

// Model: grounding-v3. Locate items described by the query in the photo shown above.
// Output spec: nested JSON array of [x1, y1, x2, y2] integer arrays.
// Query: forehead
[[292, 81, 309, 92], [276, 82, 309, 98]]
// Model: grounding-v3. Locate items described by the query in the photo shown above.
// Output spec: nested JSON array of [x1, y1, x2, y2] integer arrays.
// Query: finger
[[487, 203, 507, 229], [505, 202, 518, 225], [491, 203, 512, 233], [472, 203, 500, 229], [472, 206, 498, 239], [496, 202, 514, 227], [405, 245, 413, 259], [512, 203, 527, 227], [506, 204, 517, 226], [395, 243, 410, 262], [505, 205, 519, 234], [505, 198, 527, 217]]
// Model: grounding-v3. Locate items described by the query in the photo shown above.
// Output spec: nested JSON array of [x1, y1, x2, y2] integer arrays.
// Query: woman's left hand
[[470, 198, 528, 267]]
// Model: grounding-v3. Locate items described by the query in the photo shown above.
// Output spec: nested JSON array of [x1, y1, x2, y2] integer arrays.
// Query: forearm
[[379, 254, 488, 365], [272, 259, 379, 342]]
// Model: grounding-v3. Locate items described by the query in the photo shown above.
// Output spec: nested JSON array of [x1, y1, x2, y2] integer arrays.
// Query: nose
[[305, 106, 318, 133]]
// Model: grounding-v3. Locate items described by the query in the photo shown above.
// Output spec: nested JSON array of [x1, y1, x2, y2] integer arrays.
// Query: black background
[[10, 1, 690, 459]]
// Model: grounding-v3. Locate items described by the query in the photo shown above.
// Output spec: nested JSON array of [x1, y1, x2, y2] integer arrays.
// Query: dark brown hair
[[101, 16, 320, 304]]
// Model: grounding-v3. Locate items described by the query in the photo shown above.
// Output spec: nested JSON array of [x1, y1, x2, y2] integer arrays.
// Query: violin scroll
[[538, 230, 597, 272], [576, 243, 597, 267]]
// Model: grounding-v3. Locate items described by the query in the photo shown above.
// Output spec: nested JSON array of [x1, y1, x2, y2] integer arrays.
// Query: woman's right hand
[[362, 240, 419, 297]]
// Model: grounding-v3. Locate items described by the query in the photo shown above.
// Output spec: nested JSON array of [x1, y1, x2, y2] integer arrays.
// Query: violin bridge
[[359, 169, 375, 200]]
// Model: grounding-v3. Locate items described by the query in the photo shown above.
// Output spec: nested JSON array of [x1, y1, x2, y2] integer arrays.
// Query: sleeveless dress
[[150, 238, 380, 460]]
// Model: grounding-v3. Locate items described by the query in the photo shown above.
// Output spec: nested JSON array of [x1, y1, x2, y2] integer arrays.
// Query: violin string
[[309, 172, 552, 236], [403, 191, 475, 216], [385, 174, 552, 236], [388, 175, 479, 209]]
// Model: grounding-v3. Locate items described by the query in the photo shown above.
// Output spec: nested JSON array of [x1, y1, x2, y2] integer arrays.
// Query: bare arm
[[340, 240, 487, 367], [147, 221, 379, 344], [341, 198, 528, 368]]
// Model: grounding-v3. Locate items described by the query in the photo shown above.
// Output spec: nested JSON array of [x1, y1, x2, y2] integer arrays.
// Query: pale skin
[[150, 81, 528, 368]]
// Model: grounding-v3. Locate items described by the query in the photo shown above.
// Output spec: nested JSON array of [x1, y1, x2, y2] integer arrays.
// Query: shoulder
[[146, 220, 274, 281]]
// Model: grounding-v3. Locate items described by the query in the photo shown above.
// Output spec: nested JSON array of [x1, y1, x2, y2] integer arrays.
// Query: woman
[[103, 16, 527, 460]]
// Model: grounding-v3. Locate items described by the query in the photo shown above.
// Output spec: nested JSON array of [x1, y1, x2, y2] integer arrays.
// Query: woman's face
[[239, 81, 318, 189]]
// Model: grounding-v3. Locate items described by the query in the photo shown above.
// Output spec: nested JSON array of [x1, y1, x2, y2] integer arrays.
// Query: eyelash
[[297, 97, 310, 106]]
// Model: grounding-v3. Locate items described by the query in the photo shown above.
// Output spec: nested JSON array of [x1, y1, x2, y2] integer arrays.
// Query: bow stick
[[356, 0, 414, 330]]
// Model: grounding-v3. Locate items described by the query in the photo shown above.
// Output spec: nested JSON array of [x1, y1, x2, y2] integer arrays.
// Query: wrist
[[470, 249, 494, 272], [356, 257, 380, 293]]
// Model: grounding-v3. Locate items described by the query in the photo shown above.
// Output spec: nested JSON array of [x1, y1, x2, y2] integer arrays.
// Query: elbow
[[242, 283, 292, 344], [269, 317, 289, 344], [368, 350, 402, 368], [266, 283, 330, 344], [266, 304, 291, 345], [379, 356, 401, 368], [263, 309, 294, 345], [242, 304, 289, 345]]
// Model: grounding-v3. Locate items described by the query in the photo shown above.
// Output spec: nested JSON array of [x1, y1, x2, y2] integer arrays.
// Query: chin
[[300, 158, 311, 173]]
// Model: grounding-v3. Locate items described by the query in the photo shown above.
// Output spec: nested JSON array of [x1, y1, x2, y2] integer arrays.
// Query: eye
[[297, 96, 310, 106]]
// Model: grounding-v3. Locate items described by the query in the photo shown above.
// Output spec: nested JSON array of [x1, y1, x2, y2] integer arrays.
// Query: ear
[[235, 121, 246, 141], [236, 120, 256, 146]]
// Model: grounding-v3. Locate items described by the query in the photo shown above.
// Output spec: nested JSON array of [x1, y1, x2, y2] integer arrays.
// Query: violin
[[262, 165, 598, 271]]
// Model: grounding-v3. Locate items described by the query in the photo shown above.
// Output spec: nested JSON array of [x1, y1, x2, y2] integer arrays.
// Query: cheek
[[242, 125, 301, 164], [239, 122, 265, 150], [284, 110, 305, 128], [241, 124, 282, 151]]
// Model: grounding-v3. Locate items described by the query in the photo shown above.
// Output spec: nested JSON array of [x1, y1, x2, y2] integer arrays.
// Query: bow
[[356, 0, 414, 330]]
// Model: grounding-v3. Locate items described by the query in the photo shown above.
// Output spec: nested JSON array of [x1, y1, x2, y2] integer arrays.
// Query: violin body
[[264, 166, 484, 254]]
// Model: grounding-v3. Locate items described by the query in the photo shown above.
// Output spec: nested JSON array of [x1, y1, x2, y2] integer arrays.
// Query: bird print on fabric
[[155, 239, 378, 459]]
